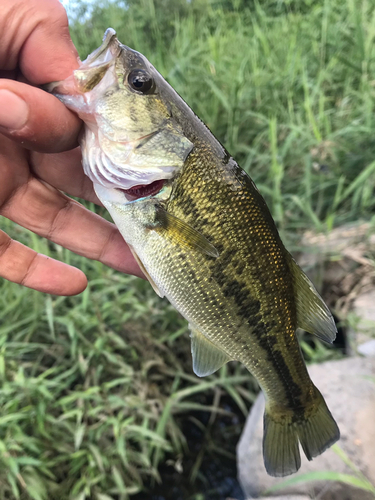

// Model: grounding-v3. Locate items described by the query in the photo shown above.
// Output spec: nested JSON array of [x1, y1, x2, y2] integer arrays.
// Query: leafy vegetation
[[68, 0, 375, 236], [1, 0, 375, 498]]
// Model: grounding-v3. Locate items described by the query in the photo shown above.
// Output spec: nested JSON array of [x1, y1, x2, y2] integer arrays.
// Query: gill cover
[[46, 28, 193, 190]]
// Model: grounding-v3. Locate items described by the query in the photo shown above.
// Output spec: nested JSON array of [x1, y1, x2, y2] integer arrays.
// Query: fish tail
[[263, 386, 340, 477]]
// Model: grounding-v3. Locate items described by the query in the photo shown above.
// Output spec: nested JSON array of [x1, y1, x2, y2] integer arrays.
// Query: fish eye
[[127, 69, 155, 94]]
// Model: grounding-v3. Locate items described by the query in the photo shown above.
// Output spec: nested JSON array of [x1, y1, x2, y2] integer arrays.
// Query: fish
[[47, 28, 340, 477]]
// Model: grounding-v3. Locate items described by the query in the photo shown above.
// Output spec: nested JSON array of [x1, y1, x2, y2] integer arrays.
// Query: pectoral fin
[[129, 246, 164, 298], [189, 325, 232, 377], [152, 206, 219, 258], [288, 257, 337, 344]]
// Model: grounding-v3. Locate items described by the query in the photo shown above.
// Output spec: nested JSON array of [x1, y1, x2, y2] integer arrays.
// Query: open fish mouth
[[46, 28, 120, 96], [82, 28, 119, 67]]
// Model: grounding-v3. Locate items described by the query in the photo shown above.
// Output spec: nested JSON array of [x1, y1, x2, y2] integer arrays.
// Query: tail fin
[[263, 387, 340, 477]]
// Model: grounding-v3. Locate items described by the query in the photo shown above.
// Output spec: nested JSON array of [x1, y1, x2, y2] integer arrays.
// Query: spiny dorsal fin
[[287, 256, 337, 344], [189, 325, 232, 377], [153, 206, 219, 258]]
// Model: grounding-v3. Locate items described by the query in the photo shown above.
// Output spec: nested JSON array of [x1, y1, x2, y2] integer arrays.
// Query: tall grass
[[1, 0, 375, 497], [68, 0, 375, 238]]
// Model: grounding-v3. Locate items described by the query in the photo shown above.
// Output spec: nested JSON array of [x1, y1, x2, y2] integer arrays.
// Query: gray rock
[[252, 497, 310, 500], [352, 291, 375, 356], [353, 291, 375, 326], [358, 339, 375, 357], [237, 357, 375, 499]]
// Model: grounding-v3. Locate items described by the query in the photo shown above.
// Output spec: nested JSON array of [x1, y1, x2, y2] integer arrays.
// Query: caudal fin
[[263, 387, 340, 477]]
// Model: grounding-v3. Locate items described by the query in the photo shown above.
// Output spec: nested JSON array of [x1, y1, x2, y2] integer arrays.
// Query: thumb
[[0, 80, 81, 153]]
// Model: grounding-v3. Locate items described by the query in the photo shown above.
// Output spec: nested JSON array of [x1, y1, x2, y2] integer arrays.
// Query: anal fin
[[189, 325, 232, 377]]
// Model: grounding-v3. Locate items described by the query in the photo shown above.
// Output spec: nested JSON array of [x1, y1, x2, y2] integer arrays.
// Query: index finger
[[0, 0, 82, 150], [1, 0, 79, 83]]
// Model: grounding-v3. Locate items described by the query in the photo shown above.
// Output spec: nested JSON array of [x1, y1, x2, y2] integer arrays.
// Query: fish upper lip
[[82, 28, 120, 67], [44, 28, 120, 96]]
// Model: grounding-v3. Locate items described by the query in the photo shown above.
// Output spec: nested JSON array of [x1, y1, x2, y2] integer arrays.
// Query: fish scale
[[48, 27, 340, 477], [165, 149, 305, 402]]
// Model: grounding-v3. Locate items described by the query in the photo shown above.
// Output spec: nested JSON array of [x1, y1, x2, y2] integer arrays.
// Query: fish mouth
[[120, 179, 165, 201], [82, 28, 120, 66], [82, 28, 119, 67], [45, 28, 120, 96]]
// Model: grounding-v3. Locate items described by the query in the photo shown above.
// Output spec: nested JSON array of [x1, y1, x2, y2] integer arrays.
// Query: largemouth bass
[[48, 29, 339, 477]]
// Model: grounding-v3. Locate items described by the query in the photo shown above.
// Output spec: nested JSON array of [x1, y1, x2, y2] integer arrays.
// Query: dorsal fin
[[287, 256, 337, 344]]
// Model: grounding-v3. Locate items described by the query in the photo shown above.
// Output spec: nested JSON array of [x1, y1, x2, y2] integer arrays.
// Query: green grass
[[0, 219, 255, 499], [1, 0, 375, 497], [68, 0, 375, 238]]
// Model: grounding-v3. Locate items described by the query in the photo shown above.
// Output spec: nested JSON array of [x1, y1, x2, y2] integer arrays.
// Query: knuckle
[[19, 252, 38, 287], [32, 0, 68, 24], [0, 229, 12, 258], [98, 225, 119, 263], [46, 198, 73, 241], [0, 227, 37, 285], [42, 0, 70, 32]]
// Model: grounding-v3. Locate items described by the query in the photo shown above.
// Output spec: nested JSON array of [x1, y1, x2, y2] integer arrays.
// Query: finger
[[0, 229, 87, 295], [0, 81, 82, 152], [1, 0, 79, 83], [30, 148, 101, 204], [1, 177, 143, 279]]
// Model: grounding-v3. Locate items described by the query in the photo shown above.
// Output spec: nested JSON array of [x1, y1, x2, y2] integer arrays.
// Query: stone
[[353, 290, 375, 328], [253, 497, 310, 500], [357, 339, 375, 357], [351, 291, 375, 356], [237, 357, 375, 500]]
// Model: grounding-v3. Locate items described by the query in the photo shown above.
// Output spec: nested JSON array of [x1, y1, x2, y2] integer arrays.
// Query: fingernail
[[0, 90, 29, 130]]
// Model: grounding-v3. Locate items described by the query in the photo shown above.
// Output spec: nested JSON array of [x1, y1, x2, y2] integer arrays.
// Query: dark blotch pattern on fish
[[166, 142, 307, 413], [220, 277, 303, 409]]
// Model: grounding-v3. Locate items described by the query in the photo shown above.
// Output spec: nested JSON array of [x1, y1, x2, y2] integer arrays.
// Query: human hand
[[0, 0, 142, 296]]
